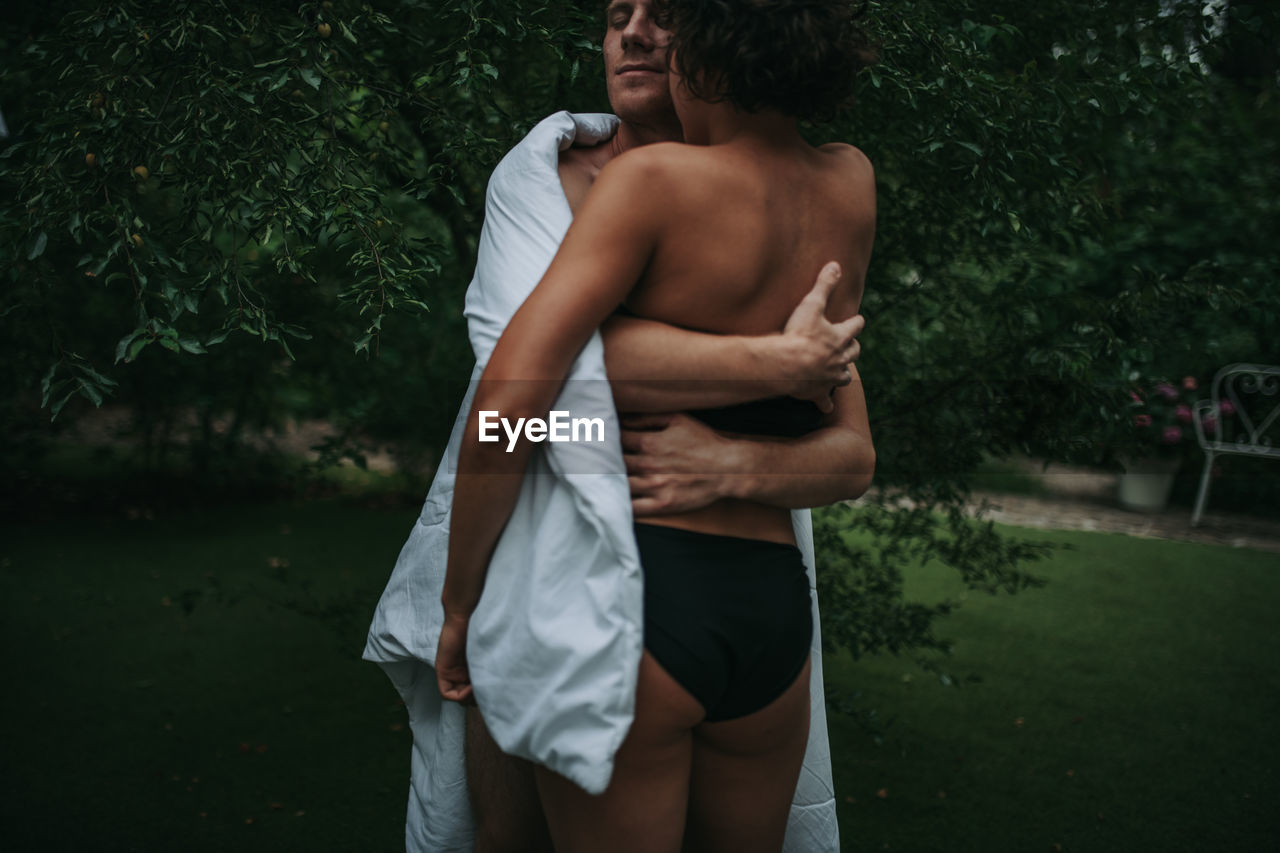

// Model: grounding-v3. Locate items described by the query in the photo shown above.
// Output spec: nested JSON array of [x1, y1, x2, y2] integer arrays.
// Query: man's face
[[602, 0, 676, 122]]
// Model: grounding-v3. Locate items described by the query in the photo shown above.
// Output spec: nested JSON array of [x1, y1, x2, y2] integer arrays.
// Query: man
[[364, 2, 872, 850]]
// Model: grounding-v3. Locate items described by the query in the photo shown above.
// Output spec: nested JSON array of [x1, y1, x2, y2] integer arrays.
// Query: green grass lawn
[[2, 501, 1277, 851], [827, 528, 1280, 853], [0, 501, 417, 852]]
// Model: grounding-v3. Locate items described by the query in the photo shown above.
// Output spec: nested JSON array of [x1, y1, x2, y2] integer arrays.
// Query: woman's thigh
[[683, 656, 812, 853], [534, 650, 705, 853]]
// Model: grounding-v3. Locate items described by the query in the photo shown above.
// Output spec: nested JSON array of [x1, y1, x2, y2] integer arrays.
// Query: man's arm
[[623, 366, 874, 514], [602, 262, 863, 414], [622, 242, 874, 514]]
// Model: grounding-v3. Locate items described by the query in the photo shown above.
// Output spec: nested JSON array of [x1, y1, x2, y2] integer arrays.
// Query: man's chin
[[608, 88, 677, 124]]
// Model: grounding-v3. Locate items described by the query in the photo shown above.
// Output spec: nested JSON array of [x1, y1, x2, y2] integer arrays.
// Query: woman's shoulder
[[584, 144, 713, 209], [603, 142, 708, 179], [818, 142, 875, 178], [817, 143, 876, 213]]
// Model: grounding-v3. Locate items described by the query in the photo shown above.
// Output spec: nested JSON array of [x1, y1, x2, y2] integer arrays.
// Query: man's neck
[[612, 114, 683, 156]]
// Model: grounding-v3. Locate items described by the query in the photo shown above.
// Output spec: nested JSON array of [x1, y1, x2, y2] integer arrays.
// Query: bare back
[[624, 141, 874, 336], [613, 139, 875, 542]]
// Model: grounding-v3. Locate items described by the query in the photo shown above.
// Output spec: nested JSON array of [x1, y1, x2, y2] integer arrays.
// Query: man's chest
[[556, 142, 616, 215]]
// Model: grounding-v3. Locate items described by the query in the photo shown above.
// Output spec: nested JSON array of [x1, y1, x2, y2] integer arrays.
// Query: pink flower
[[1134, 414, 1153, 427], [1175, 404, 1193, 423], [1162, 426, 1182, 444], [1182, 376, 1198, 391], [1219, 400, 1235, 416], [1201, 415, 1218, 434], [1130, 391, 1144, 404], [1156, 382, 1178, 401]]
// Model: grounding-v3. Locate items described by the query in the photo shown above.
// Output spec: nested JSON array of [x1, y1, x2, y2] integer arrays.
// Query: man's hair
[[653, 0, 877, 120]]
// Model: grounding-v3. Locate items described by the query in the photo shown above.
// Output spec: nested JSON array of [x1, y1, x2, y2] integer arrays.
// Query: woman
[[439, 1, 877, 850]]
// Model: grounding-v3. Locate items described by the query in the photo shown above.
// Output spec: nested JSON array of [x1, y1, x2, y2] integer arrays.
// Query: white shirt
[[363, 111, 839, 852]]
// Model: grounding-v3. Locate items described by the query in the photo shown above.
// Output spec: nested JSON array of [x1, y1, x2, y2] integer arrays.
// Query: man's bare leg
[[465, 705, 555, 853]]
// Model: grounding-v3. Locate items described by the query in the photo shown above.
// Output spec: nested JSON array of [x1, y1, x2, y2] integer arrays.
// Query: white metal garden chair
[[1191, 363, 1280, 526]]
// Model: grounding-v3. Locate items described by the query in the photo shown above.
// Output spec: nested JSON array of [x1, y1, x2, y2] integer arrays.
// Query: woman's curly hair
[[652, 0, 877, 120]]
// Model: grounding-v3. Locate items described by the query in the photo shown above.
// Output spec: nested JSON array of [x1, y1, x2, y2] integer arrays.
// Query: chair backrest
[[1193, 363, 1280, 459]]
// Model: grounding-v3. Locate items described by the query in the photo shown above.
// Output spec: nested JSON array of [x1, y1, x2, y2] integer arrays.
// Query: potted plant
[[1118, 376, 1204, 511]]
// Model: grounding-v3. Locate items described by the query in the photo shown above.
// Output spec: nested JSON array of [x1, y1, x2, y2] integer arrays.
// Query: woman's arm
[[437, 152, 668, 701], [602, 263, 864, 413]]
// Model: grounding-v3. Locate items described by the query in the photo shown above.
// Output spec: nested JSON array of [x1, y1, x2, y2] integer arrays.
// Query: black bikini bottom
[[633, 522, 813, 723]]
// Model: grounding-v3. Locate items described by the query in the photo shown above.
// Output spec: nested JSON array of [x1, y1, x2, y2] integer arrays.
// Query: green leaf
[[115, 332, 138, 364], [48, 386, 77, 421], [78, 377, 104, 407], [40, 364, 57, 403], [75, 363, 117, 389], [27, 231, 48, 260]]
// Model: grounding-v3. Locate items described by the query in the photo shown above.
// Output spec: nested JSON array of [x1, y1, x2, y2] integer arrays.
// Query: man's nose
[[621, 13, 657, 51]]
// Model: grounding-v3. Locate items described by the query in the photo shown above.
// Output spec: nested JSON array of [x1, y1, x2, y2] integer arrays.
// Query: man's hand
[[435, 612, 477, 705], [773, 261, 865, 413], [622, 412, 739, 516]]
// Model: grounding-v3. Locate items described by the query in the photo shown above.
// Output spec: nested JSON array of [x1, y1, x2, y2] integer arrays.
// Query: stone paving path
[[964, 461, 1280, 554]]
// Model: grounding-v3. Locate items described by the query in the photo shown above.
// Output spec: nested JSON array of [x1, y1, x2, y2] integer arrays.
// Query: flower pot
[[1117, 456, 1181, 512]]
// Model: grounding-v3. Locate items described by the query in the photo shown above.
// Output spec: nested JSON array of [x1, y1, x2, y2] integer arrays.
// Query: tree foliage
[[1, 0, 600, 461]]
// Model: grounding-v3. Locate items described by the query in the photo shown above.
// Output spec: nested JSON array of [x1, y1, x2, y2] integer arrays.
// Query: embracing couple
[[365, 1, 877, 851]]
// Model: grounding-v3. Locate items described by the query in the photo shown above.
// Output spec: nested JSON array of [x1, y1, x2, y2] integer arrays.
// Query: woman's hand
[[436, 612, 476, 705], [770, 261, 864, 413]]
